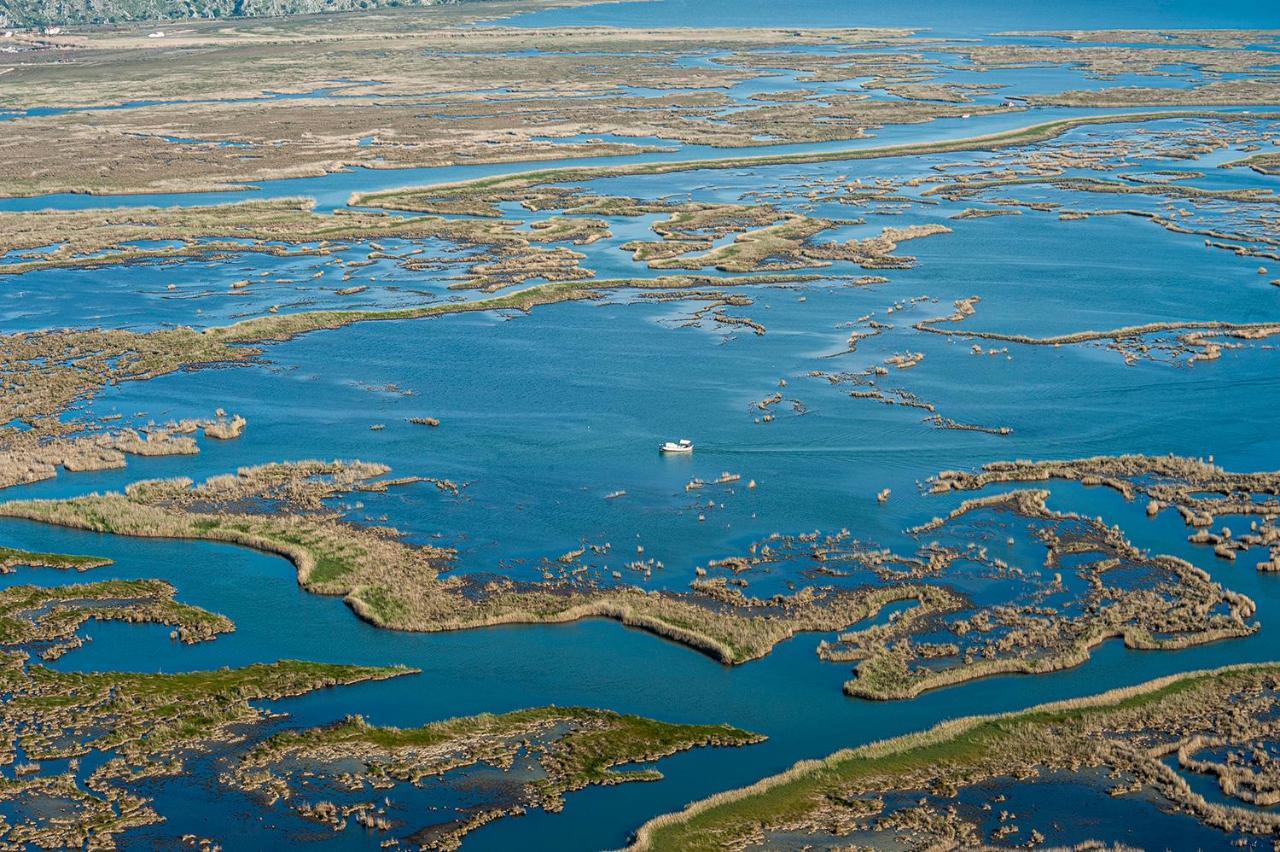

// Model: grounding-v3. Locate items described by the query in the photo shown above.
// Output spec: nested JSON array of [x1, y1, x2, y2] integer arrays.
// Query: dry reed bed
[[0, 413, 245, 492], [0, 198, 610, 290], [914, 119, 1280, 280], [646, 218, 952, 274], [828, 488, 1256, 699], [0, 22, 999, 197], [810, 352, 1013, 436], [932, 454, 1280, 569]]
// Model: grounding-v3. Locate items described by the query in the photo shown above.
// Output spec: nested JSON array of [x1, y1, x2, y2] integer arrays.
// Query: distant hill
[[0, 0, 477, 28]]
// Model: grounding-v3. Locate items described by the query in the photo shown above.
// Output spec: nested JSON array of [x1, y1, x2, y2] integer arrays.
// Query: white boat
[[659, 438, 694, 454]]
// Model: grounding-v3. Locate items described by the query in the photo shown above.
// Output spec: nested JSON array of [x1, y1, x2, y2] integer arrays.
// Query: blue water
[[7, 115, 1276, 338], [501, 0, 1280, 36], [5, 5, 1280, 849], [6, 222, 1280, 847]]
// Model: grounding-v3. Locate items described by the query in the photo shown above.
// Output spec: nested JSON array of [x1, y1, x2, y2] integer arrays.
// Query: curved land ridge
[[350, 110, 1280, 210], [631, 663, 1280, 850]]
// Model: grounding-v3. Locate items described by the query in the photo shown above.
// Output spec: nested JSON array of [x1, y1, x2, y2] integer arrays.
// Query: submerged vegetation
[[0, 656, 413, 848]]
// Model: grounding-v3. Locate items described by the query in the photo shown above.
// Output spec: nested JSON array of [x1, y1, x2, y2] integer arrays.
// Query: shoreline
[[629, 662, 1280, 850]]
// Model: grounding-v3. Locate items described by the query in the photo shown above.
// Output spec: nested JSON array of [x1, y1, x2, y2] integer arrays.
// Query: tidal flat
[[5, 0, 1280, 849]]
